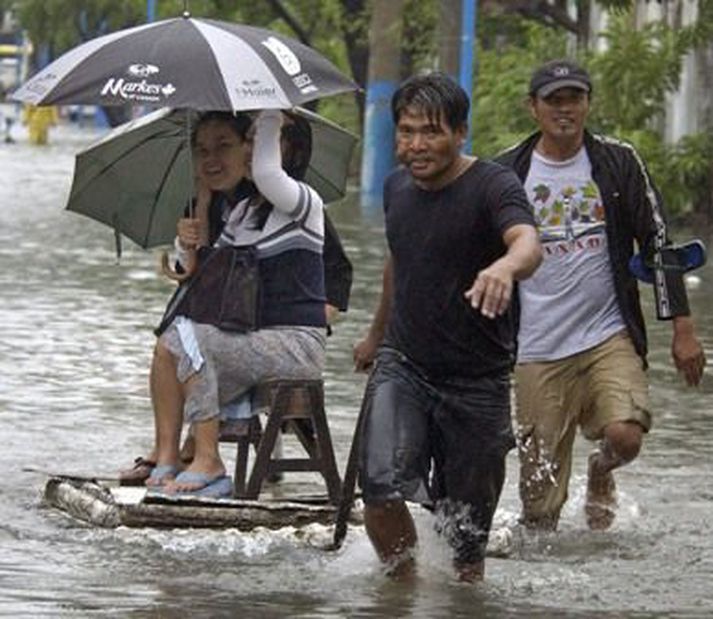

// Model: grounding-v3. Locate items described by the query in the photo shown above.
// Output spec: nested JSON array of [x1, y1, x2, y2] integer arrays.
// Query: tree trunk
[[265, 0, 311, 45], [360, 0, 405, 208], [576, 0, 591, 49], [489, 0, 580, 34], [341, 0, 369, 125], [438, 0, 462, 77]]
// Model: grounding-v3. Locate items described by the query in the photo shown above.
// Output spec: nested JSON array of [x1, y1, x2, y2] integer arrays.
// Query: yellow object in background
[[22, 104, 58, 145]]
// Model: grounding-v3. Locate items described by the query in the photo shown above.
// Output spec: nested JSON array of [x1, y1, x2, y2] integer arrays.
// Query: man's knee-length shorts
[[358, 348, 515, 564]]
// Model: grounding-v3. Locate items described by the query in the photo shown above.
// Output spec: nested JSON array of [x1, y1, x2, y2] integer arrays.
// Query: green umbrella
[[66, 106, 358, 254]]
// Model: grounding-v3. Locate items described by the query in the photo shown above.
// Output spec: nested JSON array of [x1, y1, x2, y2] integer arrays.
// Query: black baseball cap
[[529, 59, 592, 98]]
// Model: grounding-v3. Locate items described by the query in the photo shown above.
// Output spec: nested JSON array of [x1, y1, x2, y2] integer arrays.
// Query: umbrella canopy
[[11, 16, 357, 111], [66, 107, 358, 251]]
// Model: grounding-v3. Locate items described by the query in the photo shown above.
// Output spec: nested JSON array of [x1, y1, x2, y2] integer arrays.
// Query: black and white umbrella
[[11, 15, 357, 110], [13, 12, 358, 258]]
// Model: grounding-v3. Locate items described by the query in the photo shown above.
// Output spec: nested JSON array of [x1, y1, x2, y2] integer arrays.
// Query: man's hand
[[464, 259, 515, 319], [353, 257, 392, 372], [325, 304, 340, 325], [672, 316, 706, 386], [353, 335, 380, 372], [465, 223, 541, 318]]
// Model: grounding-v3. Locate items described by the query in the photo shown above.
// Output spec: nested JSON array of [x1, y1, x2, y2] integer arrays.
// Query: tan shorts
[[514, 331, 651, 522], [516, 331, 651, 440]]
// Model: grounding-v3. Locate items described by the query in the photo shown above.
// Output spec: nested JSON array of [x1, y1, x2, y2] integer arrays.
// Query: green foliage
[[584, 8, 711, 216], [8, 0, 713, 217], [401, 0, 438, 72], [471, 19, 568, 156], [670, 133, 713, 214], [616, 129, 713, 218], [593, 0, 633, 8], [587, 11, 688, 133], [473, 5, 713, 217], [13, 0, 149, 59]]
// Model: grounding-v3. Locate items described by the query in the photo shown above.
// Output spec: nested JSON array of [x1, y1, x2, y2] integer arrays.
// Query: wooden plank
[[44, 477, 121, 528], [40, 477, 512, 557], [42, 477, 355, 531], [119, 502, 337, 529]]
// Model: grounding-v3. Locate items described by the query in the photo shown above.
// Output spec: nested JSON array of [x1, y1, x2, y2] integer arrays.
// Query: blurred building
[[0, 6, 30, 99]]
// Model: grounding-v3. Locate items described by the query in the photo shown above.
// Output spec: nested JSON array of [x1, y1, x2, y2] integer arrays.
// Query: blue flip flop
[[144, 464, 181, 497], [146, 463, 179, 486], [629, 240, 707, 283], [171, 471, 233, 498]]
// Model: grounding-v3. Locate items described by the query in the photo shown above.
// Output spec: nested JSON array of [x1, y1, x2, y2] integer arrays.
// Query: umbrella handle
[[160, 249, 196, 282]]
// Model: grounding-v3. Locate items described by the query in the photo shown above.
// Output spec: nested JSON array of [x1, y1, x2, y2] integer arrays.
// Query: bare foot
[[120, 446, 194, 486], [118, 457, 156, 486], [455, 560, 484, 583], [520, 513, 559, 532], [585, 450, 617, 530], [384, 554, 417, 583]]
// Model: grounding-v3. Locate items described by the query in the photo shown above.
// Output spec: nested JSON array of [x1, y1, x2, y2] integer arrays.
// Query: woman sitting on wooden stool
[[131, 109, 331, 497]]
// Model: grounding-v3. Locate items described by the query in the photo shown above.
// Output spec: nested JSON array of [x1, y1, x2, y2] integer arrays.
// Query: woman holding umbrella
[[144, 108, 329, 497]]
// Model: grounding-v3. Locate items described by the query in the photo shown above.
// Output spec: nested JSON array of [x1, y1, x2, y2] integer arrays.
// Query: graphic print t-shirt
[[517, 147, 625, 362]]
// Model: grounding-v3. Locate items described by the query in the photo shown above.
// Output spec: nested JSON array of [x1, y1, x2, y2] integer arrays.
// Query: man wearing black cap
[[497, 59, 706, 531]]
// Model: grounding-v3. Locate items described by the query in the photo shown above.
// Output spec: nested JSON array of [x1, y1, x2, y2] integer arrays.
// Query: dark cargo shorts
[[358, 347, 515, 564]]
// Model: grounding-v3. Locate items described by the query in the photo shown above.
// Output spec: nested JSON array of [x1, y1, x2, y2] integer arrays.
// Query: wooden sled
[[43, 474, 359, 531], [41, 476, 512, 557]]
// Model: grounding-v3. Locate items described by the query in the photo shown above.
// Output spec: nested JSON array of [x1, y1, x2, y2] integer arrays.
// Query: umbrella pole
[[186, 108, 194, 219], [160, 109, 196, 282]]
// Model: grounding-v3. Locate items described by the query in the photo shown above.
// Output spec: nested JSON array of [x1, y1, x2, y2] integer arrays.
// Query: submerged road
[[0, 115, 712, 617]]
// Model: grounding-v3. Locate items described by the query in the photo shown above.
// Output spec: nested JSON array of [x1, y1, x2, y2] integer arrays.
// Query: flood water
[[1, 114, 712, 618]]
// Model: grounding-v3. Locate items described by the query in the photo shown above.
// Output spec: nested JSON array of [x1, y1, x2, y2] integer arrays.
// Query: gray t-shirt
[[517, 147, 625, 362]]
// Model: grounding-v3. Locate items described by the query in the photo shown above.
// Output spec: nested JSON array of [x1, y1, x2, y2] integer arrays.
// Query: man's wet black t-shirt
[[383, 159, 535, 380]]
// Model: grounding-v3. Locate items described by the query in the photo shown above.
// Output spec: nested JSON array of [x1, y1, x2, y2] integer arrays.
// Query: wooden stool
[[231, 379, 342, 503], [219, 415, 263, 497]]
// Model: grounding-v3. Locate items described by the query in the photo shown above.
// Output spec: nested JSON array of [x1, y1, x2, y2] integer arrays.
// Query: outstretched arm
[[464, 223, 542, 319]]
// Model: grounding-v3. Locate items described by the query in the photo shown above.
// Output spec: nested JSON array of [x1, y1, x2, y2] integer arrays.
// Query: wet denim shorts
[[358, 348, 515, 564]]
